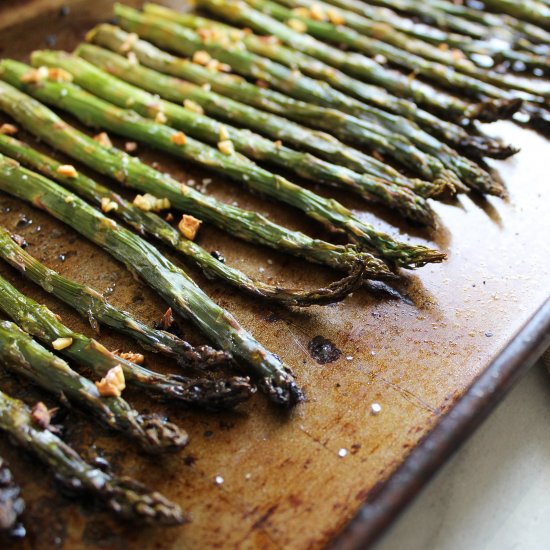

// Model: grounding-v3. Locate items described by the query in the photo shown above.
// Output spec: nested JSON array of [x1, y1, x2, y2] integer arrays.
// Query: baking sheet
[[0, 2, 550, 548]]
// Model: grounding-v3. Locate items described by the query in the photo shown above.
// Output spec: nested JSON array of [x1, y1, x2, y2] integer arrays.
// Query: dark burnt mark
[[307, 336, 342, 365], [252, 504, 278, 531], [183, 455, 196, 466]]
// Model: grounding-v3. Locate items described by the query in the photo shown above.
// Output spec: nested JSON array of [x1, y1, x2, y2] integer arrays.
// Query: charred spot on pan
[[307, 336, 342, 364]]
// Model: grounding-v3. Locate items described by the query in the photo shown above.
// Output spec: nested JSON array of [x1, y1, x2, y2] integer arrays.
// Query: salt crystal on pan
[[371, 403, 382, 415], [214, 475, 224, 485], [346, 355, 353, 361], [338, 448, 347, 458]]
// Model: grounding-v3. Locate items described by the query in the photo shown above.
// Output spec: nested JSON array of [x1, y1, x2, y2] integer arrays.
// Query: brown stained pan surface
[[0, 2, 550, 549]]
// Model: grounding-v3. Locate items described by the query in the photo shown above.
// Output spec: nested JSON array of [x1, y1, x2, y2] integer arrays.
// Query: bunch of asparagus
[[0, 0, 544, 528]]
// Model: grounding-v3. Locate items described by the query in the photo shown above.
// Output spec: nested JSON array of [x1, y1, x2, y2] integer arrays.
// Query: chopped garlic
[[0, 123, 18, 135], [310, 3, 327, 20], [287, 18, 307, 32], [52, 337, 73, 350], [192, 50, 212, 65], [95, 365, 126, 397], [327, 8, 345, 25], [217, 139, 234, 155], [127, 51, 138, 66], [57, 164, 78, 178], [31, 402, 52, 429], [93, 132, 112, 148], [171, 131, 187, 146], [119, 351, 145, 364], [178, 214, 202, 240], [133, 193, 171, 212], [124, 141, 138, 153], [21, 66, 48, 83], [183, 99, 204, 115], [46, 67, 73, 82], [100, 197, 118, 213], [155, 110, 168, 124], [218, 124, 230, 142], [119, 32, 138, 53]]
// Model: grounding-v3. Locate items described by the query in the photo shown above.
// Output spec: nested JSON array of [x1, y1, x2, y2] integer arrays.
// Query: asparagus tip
[[470, 97, 523, 123], [139, 414, 189, 453]]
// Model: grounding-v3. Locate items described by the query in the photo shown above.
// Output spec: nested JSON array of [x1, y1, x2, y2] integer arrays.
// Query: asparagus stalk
[[231, 0, 521, 121], [0, 233, 253, 411], [249, 0, 540, 103], [482, 0, 550, 30], [0, 136, 366, 307], [113, 5, 461, 189], [0, 72, 387, 275], [172, 2, 514, 159], [0, 62, 445, 265], [0, 388, 184, 525], [273, 0, 550, 98], [152, 5, 502, 194], [0, 456, 24, 535], [0, 227, 230, 367], [34, 51, 439, 224], [87, 26, 446, 189], [0, 151, 297, 406], [0, 318, 187, 453]]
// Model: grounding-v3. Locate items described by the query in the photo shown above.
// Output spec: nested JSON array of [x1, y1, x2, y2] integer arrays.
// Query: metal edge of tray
[[331, 297, 550, 549]]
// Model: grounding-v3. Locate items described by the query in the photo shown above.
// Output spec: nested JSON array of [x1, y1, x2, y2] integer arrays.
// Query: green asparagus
[[113, 5, 463, 189], [87, 26, 450, 188], [271, 0, 550, 98], [170, 2, 515, 159], [151, 4, 503, 194], [0, 62, 446, 264], [0, 227, 231, 367], [0, 388, 184, 524], [0, 150, 298, 406], [0, 318, 187, 453], [482, 0, 550, 30], [0, 135, 367, 307], [0, 71, 390, 276]]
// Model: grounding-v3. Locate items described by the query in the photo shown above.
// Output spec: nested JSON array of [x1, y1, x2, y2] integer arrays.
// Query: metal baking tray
[[1, 1, 549, 548]]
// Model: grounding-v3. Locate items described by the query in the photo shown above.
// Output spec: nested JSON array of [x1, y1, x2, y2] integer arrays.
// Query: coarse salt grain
[[214, 475, 224, 485], [338, 448, 347, 457], [371, 403, 382, 415]]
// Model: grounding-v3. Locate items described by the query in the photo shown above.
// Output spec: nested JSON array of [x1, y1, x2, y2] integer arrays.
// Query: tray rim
[[330, 297, 550, 549]]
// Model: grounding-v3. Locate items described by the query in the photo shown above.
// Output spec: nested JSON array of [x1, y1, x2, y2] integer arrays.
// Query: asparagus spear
[[169, 3, 514, 159], [272, 0, 550, 98], [87, 26, 448, 188], [0, 456, 24, 535], [0, 151, 297, 406], [150, 5, 502, 194], [228, 0, 521, 121], [248, 0, 539, 103], [0, 227, 231, 367], [482, 0, 550, 30], [0, 234, 253, 411], [0, 388, 184, 525], [0, 62, 445, 264], [0, 136, 366, 307], [0, 319, 187, 453], [38, 52, 440, 220], [0, 72, 387, 275], [113, 5, 461, 189]]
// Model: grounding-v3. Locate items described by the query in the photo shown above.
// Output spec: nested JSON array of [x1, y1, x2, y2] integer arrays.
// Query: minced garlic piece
[[64, 196, 74, 204], [124, 141, 138, 153], [119, 351, 145, 364], [218, 62, 232, 73], [206, 58, 221, 71], [202, 83, 211, 91], [274, 139, 282, 148], [31, 402, 52, 429], [95, 365, 126, 397], [287, 18, 307, 32], [218, 124, 230, 142], [155, 110, 168, 124], [292, 7, 311, 18], [100, 197, 118, 213], [327, 8, 345, 25], [127, 51, 138, 66], [192, 50, 212, 65], [218, 139, 234, 155], [52, 337, 73, 350], [0, 123, 18, 135], [178, 214, 202, 240], [119, 32, 138, 53], [171, 131, 187, 146], [21, 66, 49, 84], [310, 3, 327, 20], [47, 67, 73, 82], [57, 164, 78, 178], [93, 132, 113, 148], [133, 193, 171, 212], [183, 99, 204, 115]]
